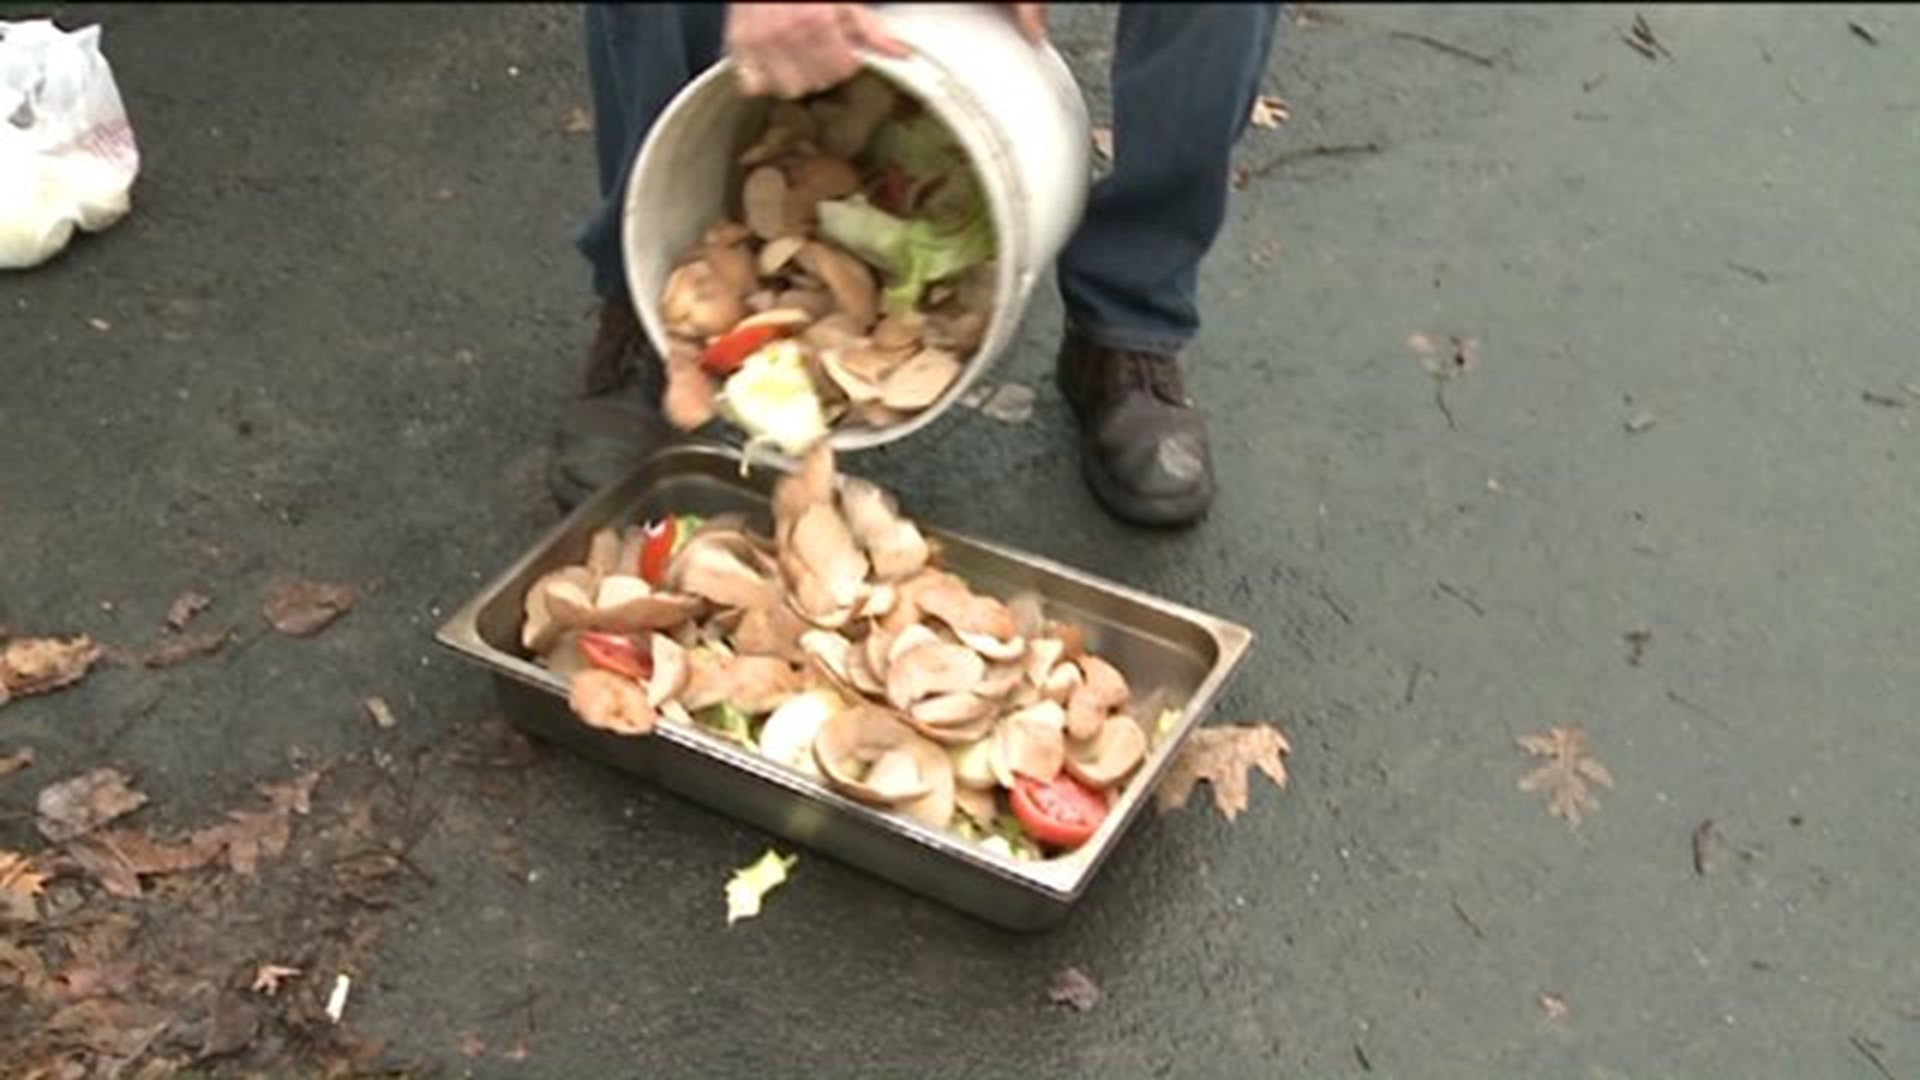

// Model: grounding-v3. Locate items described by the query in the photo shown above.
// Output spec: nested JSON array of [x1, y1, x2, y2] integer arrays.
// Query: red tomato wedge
[[638, 517, 678, 586], [1010, 773, 1109, 851], [701, 324, 789, 377], [578, 631, 651, 681]]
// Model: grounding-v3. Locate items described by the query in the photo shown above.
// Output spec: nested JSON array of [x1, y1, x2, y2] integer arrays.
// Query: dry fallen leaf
[[0, 747, 34, 776], [1539, 992, 1569, 1021], [1090, 125, 1113, 163], [1048, 966, 1102, 1012], [364, 696, 398, 730], [166, 590, 213, 630], [45, 998, 172, 1061], [1407, 333, 1480, 379], [976, 383, 1037, 424], [262, 579, 357, 637], [1249, 94, 1290, 129], [1, 850, 48, 922], [1, 634, 103, 706], [64, 834, 145, 898], [142, 628, 232, 669], [1154, 724, 1292, 821], [561, 105, 592, 134], [1518, 726, 1614, 826], [458, 1031, 488, 1058], [251, 963, 303, 997], [37, 768, 149, 843]]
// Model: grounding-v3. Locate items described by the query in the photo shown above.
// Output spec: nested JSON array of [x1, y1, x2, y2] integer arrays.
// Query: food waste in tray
[[657, 70, 998, 459], [521, 444, 1181, 862]]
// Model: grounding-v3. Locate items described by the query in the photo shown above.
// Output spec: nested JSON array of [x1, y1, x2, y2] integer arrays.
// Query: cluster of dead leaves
[[0, 758, 417, 1078], [1154, 723, 1292, 822], [0, 579, 358, 711], [10, 766, 324, 912]]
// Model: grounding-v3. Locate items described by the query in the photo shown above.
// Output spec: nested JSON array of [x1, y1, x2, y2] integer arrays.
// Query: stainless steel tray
[[434, 444, 1253, 931]]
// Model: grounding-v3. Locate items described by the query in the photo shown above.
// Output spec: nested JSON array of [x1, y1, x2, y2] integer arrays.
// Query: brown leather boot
[[1055, 333, 1216, 527], [548, 295, 681, 513]]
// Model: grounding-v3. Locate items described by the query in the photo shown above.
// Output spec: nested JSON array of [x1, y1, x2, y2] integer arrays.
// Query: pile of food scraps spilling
[[656, 71, 998, 458], [519, 444, 1179, 861]]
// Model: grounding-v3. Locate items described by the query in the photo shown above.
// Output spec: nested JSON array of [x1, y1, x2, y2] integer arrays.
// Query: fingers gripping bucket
[[621, 3, 1093, 453]]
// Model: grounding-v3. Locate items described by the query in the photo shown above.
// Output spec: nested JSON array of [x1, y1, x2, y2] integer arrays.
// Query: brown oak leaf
[[1048, 966, 1102, 1012], [1154, 724, 1292, 821], [142, 628, 232, 668], [1249, 94, 1291, 129], [1518, 726, 1614, 825], [0, 746, 34, 776], [1, 634, 103, 705], [262, 579, 357, 637], [1, 850, 48, 922], [37, 768, 148, 843]]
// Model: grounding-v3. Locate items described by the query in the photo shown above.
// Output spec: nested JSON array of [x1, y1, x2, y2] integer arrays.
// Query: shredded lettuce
[[725, 849, 798, 925], [817, 194, 995, 313], [696, 701, 756, 750]]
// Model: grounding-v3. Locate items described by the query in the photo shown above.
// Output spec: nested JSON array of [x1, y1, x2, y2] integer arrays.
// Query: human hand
[[726, 3, 910, 100], [1005, 3, 1047, 45]]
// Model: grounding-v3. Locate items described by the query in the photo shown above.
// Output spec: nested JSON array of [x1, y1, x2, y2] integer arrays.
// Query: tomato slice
[[578, 631, 651, 681], [1010, 773, 1109, 851], [638, 517, 678, 586], [701, 324, 791, 377]]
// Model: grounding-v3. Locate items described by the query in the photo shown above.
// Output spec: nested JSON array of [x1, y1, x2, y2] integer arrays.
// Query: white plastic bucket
[[621, 2, 1093, 453]]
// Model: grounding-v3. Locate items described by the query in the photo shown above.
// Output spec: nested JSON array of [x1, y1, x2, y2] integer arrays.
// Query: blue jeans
[[578, 3, 1281, 356]]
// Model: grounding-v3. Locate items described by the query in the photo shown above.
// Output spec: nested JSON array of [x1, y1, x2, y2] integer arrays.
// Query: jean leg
[[578, 2, 728, 300], [1055, 3, 1281, 355]]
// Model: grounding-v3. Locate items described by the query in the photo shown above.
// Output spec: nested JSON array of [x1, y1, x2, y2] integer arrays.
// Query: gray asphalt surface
[[5, 3, 1918, 1077]]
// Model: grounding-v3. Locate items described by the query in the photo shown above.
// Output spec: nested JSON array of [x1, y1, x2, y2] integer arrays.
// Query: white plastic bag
[[0, 19, 141, 270]]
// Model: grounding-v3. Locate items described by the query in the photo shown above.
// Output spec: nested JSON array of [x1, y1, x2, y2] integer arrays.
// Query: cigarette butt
[[326, 974, 352, 1024]]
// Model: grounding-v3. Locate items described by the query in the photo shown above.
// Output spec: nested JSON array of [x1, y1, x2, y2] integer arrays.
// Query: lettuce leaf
[[817, 195, 995, 312]]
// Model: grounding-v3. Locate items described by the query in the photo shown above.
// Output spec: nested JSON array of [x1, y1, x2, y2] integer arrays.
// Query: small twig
[[1243, 141, 1386, 182], [1450, 895, 1487, 940], [1849, 21, 1880, 46], [1786, 79, 1811, 105], [1862, 390, 1908, 409], [1354, 1043, 1374, 1072], [1691, 819, 1715, 876], [1317, 586, 1355, 627], [1624, 34, 1660, 60], [1727, 261, 1771, 283], [1666, 689, 1715, 719], [1850, 1034, 1895, 1080], [1436, 581, 1485, 617], [1402, 663, 1425, 706], [1434, 382, 1457, 430], [1388, 29, 1498, 68]]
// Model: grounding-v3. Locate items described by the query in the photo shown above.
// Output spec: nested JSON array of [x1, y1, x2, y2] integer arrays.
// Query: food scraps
[[725, 848, 798, 924], [655, 71, 996, 458], [528, 444, 1188, 862]]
